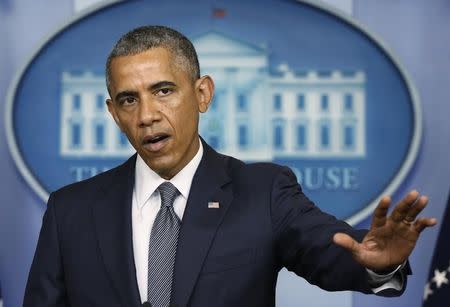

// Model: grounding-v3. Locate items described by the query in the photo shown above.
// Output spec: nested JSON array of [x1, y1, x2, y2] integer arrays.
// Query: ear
[[195, 75, 214, 113], [106, 98, 124, 132]]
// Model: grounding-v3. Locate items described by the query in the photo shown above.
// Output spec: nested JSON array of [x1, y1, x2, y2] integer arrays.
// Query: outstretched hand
[[333, 190, 437, 272]]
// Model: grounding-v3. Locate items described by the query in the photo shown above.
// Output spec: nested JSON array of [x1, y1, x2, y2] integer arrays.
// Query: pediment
[[193, 31, 266, 56]]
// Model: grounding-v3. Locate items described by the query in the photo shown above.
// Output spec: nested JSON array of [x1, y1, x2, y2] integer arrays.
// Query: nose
[[137, 97, 162, 127]]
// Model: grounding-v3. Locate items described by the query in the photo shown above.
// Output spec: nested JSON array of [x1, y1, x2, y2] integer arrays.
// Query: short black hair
[[105, 25, 200, 93]]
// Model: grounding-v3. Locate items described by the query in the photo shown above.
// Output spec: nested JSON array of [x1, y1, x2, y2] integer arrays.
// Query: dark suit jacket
[[24, 141, 403, 307]]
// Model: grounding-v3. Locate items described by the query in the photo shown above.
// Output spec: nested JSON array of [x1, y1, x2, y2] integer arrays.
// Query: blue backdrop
[[0, 1, 449, 307]]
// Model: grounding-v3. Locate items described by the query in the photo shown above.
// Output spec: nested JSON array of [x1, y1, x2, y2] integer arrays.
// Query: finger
[[333, 233, 359, 254], [371, 196, 391, 228], [390, 190, 420, 222], [404, 195, 428, 222], [414, 217, 438, 233]]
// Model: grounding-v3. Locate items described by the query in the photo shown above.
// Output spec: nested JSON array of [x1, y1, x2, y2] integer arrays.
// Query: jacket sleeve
[[23, 192, 68, 306], [270, 166, 391, 294]]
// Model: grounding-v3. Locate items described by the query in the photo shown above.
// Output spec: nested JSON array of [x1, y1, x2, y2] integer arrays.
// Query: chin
[[147, 158, 174, 176]]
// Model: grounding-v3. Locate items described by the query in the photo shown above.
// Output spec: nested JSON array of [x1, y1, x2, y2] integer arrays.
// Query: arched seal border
[[4, 0, 422, 226]]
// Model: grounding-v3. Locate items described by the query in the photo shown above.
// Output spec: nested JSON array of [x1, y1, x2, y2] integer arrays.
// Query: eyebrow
[[114, 90, 138, 102], [148, 81, 177, 91]]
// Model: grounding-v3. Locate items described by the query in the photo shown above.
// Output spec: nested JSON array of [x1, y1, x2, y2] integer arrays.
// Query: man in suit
[[24, 25, 437, 307]]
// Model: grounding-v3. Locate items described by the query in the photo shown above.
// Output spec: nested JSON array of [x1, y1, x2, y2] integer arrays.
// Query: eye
[[156, 88, 173, 96], [119, 96, 137, 106]]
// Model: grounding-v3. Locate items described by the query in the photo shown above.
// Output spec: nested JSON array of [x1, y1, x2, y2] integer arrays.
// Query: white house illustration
[[59, 31, 366, 160], [60, 71, 133, 157]]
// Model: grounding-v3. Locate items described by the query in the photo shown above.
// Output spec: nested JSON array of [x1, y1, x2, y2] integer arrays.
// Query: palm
[[334, 191, 436, 272]]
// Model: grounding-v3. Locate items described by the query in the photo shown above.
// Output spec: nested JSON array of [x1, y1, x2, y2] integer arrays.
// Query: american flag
[[423, 191, 450, 306], [212, 8, 226, 18]]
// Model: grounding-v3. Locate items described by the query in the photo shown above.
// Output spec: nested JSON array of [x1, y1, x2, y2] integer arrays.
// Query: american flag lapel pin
[[208, 201, 220, 209]]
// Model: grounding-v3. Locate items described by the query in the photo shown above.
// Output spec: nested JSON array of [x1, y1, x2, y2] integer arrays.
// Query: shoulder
[[217, 152, 296, 188], [49, 155, 135, 204]]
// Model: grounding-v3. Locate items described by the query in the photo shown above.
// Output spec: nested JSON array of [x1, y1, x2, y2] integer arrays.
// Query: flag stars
[[424, 264, 450, 301], [432, 268, 449, 288], [424, 282, 433, 301]]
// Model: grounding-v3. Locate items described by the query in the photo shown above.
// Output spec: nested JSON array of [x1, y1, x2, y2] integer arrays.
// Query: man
[[24, 26, 436, 307]]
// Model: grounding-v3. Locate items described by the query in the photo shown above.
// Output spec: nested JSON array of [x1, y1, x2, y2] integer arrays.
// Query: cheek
[[177, 111, 198, 134], [117, 117, 138, 140], [165, 97, 200, 137]]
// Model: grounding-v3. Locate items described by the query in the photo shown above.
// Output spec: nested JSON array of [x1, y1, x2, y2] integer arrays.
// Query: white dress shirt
[[132, 142, 204, 303]]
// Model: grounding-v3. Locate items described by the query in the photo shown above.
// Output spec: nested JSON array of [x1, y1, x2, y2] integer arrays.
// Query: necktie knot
[[157, 182, 179, 208]]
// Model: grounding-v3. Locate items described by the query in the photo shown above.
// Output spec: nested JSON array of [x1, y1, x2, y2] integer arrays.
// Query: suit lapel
[[91, 155, 141, 307], [171, 142, 234, 306]]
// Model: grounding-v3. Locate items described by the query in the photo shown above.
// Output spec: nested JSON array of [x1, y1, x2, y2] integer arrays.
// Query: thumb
[[333, 233, 359, 253]]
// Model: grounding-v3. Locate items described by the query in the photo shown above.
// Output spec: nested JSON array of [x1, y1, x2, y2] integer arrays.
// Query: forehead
[[108, 48, 191, 89], [110, 48, 173, 76]]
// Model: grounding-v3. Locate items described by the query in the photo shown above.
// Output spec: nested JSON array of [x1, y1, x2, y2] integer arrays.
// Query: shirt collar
[[134, 140, 204, 209]]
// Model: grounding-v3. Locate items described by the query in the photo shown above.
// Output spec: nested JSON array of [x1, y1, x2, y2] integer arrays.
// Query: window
[[238, 124, 248, 148], [273, 94, 282, 111], [320, 94, 329, 111], [296, 124, 307, 148], [344, 125, 355, 149], [273, 122, 284, 149], [96, 94, 104, 111], [320, 124, 330, 148], [297, 94, 305, 111], [118, 131, 129, 148], [95, 123, 105, 147], [70, 122, 81, 148], [344, 94, 353, 112], [237, 94, 248, 112], [72, 94, 81, 111]]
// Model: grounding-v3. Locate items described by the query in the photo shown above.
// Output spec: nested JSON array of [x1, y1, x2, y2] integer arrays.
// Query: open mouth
[[144, 134, 169, 144], [142, 134, 170, 151]]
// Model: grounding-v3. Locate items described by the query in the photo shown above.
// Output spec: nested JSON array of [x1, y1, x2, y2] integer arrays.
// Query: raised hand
[[333, 190, 437, 272]]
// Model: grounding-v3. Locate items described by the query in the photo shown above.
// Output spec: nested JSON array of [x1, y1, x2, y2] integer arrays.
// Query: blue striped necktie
[[147, 182, 181, 307]]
